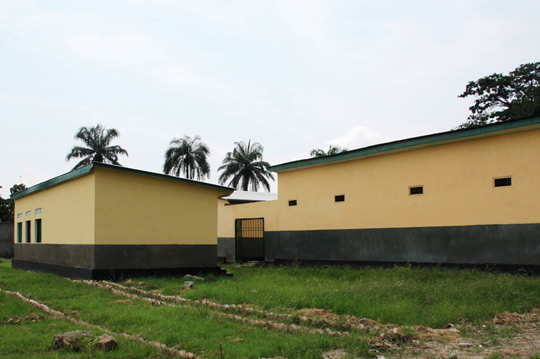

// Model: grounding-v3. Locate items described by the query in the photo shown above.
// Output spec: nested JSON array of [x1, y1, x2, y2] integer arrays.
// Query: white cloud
[[328, 126, 390, 150], [66, 33, 167, 67]]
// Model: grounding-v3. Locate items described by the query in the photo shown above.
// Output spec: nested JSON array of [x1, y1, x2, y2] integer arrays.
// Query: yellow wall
[[219, 127, 540, 234], [218, 199, 280, 238], [94, 167, 229, 245], [14, 174, 95, 244]]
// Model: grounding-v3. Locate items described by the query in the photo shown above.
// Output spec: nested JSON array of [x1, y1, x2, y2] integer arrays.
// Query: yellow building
[[13, 162, 233, 279], [219, 117, 540, 269]]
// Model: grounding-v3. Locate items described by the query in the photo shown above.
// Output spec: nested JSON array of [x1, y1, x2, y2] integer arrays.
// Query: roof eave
[[12, 162, 234, 200], [269, 117, 540, 173]]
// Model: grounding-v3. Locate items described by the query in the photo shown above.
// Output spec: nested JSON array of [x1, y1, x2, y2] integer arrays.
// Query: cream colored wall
[[218, 199, 280, 238], [94, 167, 228, 245], [220, 128, 540, 232], [217, 199, 233, 238], [14, 174, 95, 244]]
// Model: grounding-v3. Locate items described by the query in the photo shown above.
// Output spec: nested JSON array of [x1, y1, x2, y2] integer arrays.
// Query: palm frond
[[218, 139, 274, 192], [67, 124, 128, 169]]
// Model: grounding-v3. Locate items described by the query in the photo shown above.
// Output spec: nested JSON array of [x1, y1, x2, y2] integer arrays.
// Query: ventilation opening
[[409, 186, 423, 195], [335, 195, 345, 202], [494, 177, 511, 187], [288, 200, 297, 206]]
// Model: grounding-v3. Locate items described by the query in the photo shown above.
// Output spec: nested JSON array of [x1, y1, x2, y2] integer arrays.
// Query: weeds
[[1, 261, 539, 358]]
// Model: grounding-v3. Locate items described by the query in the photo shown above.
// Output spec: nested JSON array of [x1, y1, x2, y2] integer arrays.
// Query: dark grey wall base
[[264, 224, 540, 266], [217, 237, 235, 263], [15, 243, 94, 267], [13, 244, 223, 279], [0, 223, 14, 257], [12, 259, 226, 280]]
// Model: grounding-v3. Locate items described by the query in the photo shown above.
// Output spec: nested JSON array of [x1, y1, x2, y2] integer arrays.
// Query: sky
[[1, 0, 539, 197]]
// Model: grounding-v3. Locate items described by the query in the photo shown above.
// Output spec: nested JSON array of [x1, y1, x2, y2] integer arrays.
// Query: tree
[[0, 187, 8, 223], [66, 124, 128, 170], [0, 183, 26, 222], [458, 62, 540, 128], [163, 135, 211, 180], [218, 140, 274, 192], [310, 145, 348, 157]]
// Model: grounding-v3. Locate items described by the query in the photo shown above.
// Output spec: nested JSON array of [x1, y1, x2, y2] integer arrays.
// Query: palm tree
[[218, 140, 274, 192], [310, 145, 347, 157], [66, 124, 128, 170], [163, 135, 210, 180]]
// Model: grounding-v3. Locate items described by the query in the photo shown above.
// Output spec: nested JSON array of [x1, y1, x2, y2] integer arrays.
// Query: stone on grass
[[95, 334, 118, 351], [184, 281, 194, 290], [52, 330, 92, 350]]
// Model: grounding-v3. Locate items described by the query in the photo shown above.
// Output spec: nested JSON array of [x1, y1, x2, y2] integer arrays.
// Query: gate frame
[[235, 217, 265, 263]]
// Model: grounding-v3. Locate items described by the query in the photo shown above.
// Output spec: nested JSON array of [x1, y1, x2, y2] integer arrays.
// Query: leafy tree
[[66, 124, 128, 170], [0, 184, 26, 222], [163, 135, 211, 180], [310, 145, 348, 157], [458, 62, 540, 128], [0, 188, 8, 223], [218, 140, 274, 192]]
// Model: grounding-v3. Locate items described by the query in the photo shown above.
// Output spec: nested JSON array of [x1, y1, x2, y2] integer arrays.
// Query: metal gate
[[235, 218, 264, 262]]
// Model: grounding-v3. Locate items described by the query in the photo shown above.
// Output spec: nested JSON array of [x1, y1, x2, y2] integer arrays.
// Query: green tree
[[458, 62, 540, 128], [66, 124, 128, 170], [218, 140, 274, 192], [0, 187, 8, 223], [163, 135, 211, 180], [310, 145, 347, 157], [0, 184, 26, 222]]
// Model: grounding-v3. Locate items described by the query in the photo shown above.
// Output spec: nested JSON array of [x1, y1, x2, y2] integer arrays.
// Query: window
[[494, 177, 512, 187], [335, 195, 345, 202], [17, 213, 22, 219], [409, 186, 423, 195], [35, 208, 42, 215], [25, 221, 31, 243], [17, 223, 22, 243], [35, 219, 42, 243], [288, 200, 297, 206], [25, 211, 31, 217]]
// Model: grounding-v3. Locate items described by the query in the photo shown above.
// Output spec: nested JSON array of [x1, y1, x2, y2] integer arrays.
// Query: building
[[218, 117, 540, 269], [12, 162, 233, 279]]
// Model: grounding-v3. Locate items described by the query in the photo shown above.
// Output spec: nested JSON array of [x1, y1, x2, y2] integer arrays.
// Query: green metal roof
[[269, 117, 540, 173], [12, 162, 234, 200]]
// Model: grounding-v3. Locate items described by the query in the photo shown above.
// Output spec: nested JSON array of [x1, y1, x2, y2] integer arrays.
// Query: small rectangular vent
[[288, 200, 297, 206], [335, 195, 345, 202], [494, 177, 511, 187], [409, 186, 423, 195]]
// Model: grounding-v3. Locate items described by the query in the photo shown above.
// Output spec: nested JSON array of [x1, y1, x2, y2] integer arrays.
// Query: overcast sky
[[1, 0, 539, 197]]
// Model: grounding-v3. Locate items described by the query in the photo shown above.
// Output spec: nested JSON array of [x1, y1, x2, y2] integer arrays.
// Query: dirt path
[[75, 279, 540, 358], [370, 310, 540, 358]]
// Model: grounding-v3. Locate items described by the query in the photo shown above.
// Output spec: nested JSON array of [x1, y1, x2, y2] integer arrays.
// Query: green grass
[[1, 261, 539, 358], [139, 264, 540, 328], [0, 291, 169, 359], [0, 261, 368, 359]]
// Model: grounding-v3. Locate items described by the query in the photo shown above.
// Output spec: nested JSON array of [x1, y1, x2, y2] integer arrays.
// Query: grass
[[0, 291, 168, 359], [140, 264, 540, 328], [0, 261, 539, 358], [0, 261, 367, 359]]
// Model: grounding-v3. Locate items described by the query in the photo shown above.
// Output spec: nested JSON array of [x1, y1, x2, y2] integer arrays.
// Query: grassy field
[[141, 264, 540, 327], [0, 260, 539, 358]]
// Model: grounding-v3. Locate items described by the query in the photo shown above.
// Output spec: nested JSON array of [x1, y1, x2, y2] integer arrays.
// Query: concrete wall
[[0, 222, 14, 256], [12, 164, 232, 278], [14, 174, 95, 245], [264, 224, 540, 266], [94, 166, 228, 245], [218, 123, 540, 266]]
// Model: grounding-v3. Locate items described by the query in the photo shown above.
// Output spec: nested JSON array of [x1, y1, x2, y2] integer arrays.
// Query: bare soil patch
[[372, 309, 540, 358]]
